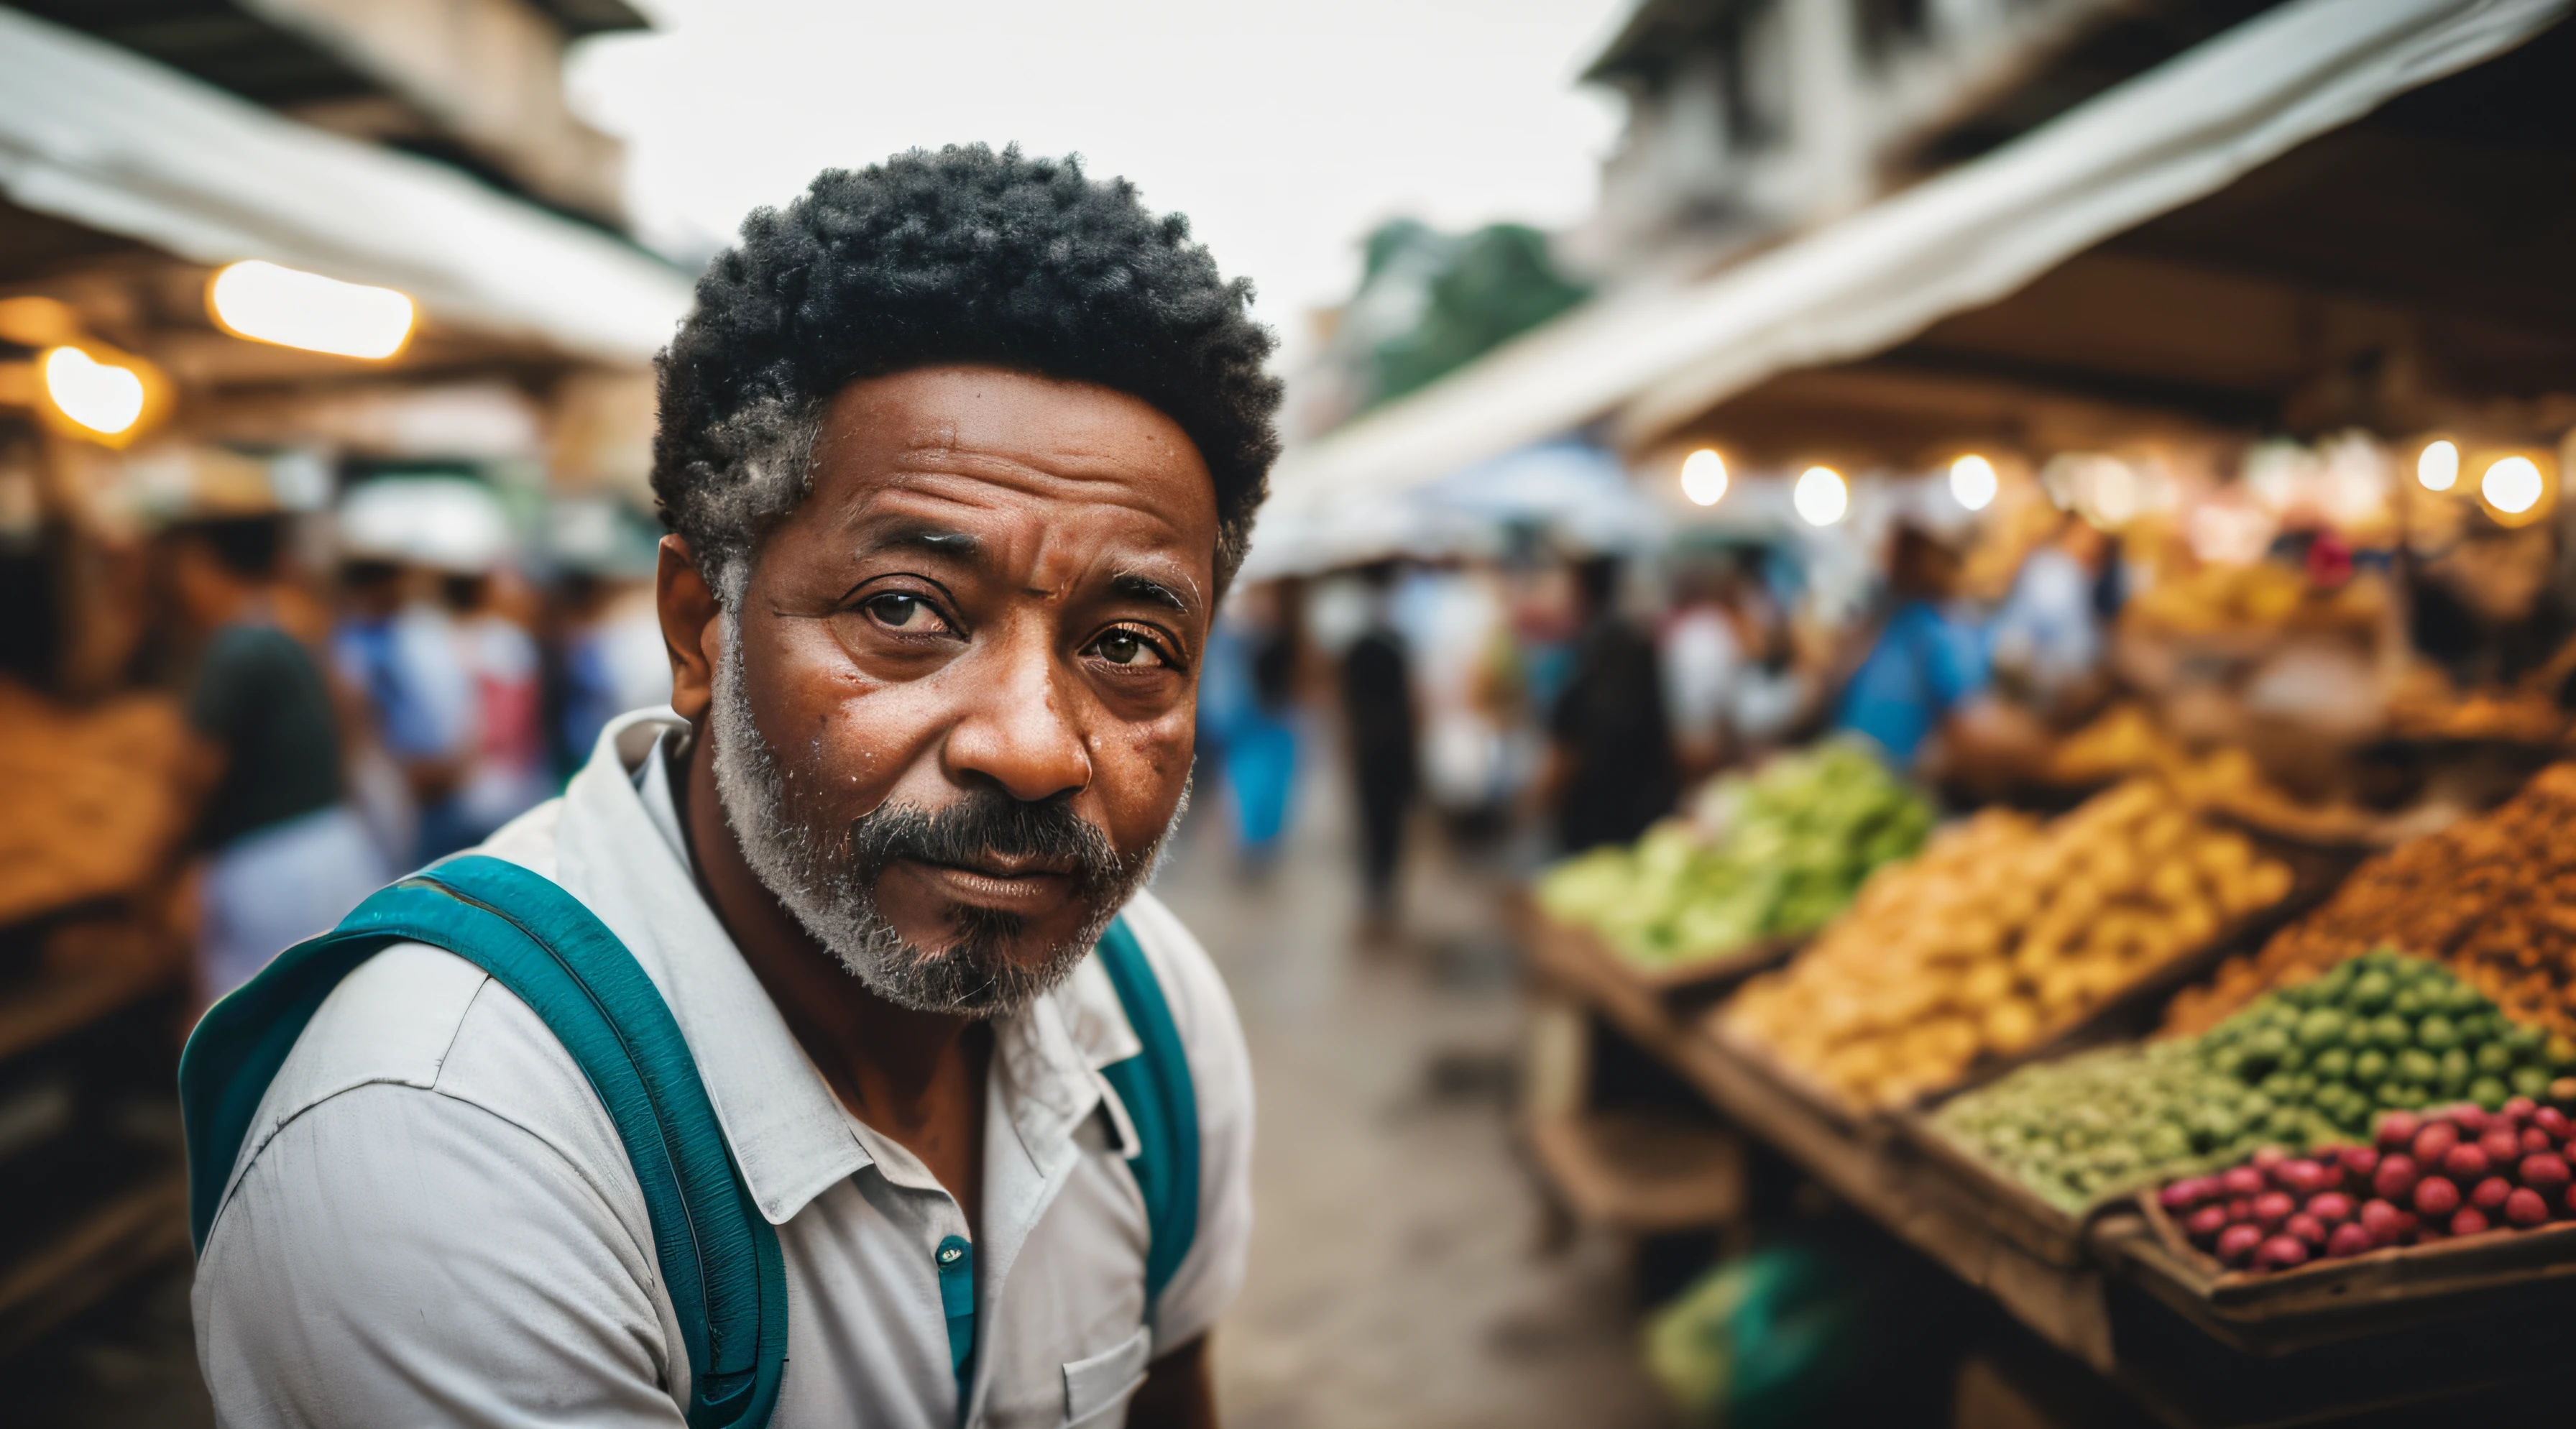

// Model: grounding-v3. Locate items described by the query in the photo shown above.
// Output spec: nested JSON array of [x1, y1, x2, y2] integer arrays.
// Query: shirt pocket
[[1061, 1324, 1153, 1427]]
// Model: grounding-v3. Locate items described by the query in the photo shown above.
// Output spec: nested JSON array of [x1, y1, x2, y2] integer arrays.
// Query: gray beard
[[706, 617, 1183, 1018]]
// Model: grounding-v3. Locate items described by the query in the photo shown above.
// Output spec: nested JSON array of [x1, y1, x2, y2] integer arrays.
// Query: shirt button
[[939, 1244, 964, 1265]]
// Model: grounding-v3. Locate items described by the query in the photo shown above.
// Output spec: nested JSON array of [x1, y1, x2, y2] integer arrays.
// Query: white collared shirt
[[192, 709, 1254, 1429]]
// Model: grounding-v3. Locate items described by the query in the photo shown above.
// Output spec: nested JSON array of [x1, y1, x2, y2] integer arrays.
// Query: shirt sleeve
[[1923, 610, 1990, 713], [1118, 897, 1255, 1356], [193, 1081, 689, 1429]]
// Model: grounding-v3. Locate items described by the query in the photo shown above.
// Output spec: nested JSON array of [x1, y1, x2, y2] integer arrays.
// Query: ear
[[657, 536, 723, 725]]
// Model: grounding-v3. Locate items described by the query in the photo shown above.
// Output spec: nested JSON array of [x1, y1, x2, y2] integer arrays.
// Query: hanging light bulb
[[41, 346, 146, 436], [2417, 439, 2459, 492], [2483, 455, 2544, 515], [1680, 449, 1728, 506], [209, 260, 414, 359], [1793, 466, 1847, 526], [1949, 454, 1998, 512]]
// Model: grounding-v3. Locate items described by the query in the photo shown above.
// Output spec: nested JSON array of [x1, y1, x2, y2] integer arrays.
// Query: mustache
[[844, 788, 1127, 901]]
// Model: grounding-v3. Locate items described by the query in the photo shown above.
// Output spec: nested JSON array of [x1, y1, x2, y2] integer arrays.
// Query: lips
[[897, 853, 1079, 913]]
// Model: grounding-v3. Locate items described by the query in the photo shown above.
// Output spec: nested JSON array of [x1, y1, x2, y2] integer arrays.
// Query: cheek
[[1096, 707, 1197, 841], [758, 624, 937, 814]]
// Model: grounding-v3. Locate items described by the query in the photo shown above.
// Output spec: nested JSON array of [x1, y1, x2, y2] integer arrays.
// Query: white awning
[[0, 6, 694, 365], [1249, 0, 2570, 576]]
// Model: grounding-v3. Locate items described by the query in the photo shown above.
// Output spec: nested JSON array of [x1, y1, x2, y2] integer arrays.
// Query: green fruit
[[2476, 1042, 2515, 1075], [2354, 1049, 2390, 1085], [2296, 1009, 2345, 1047], [2470, 1075, 2510, 1108], [2349, 971, 2394, 1012], [2506, 1024, 2547, 1056], [2446, 982, 2487, 1016], [2397, 1048, 2439, 1083], [2260, 1072, 2297, 1100], [2279, 1044, 2310, 1073], [2393, 988, 2423, 1017], [2373, 1015, 2412, 1049], [2418, 1015, 2460, 1052], [2512, 1065, 2551, 1098], [2548, 1036, 2576, 1072], [2312, 1048, 2352, 1081]]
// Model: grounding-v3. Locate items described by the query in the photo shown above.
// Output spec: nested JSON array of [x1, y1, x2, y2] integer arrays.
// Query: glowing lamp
[[2483, 455, 2544, 515], [209, 260, 413, 359], [1680, 449, 1727, 506], [1794, 466, 1847, 526], [42, 346, 145, 436], [1949, 454, 1998, 512], [2417, 440, 2459, 492]]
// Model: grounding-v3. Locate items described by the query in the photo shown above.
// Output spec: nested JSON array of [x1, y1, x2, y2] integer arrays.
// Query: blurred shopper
[[330, 555, 472, 863], [440, 564, 551, 849], [1834, 524, 1991, 770], [552, 569, 674, 768], [1199, 582, 1300, 870], [1660, 564, 1742, 780], [168, 515, 387, 1001], [1987, 514, 2112, 716], [1545, 555, 1680, 852], [1341, 562, 1417, 933]]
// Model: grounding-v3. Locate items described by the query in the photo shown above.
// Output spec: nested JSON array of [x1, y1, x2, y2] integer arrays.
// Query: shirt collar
[[551, 708, 1135, 1226]]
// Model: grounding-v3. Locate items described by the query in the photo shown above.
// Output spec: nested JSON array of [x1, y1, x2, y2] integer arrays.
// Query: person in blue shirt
[[1834, 524, 1990, 769]]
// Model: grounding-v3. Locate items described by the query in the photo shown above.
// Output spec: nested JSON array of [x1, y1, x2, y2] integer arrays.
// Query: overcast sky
[[566, 0, 1630, 364]]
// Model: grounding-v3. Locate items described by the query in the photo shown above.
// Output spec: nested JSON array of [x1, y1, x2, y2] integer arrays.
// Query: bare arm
[[1127, 1335, 1217, 1429]]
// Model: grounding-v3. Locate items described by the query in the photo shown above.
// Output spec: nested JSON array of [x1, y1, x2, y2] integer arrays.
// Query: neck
[[676, 725, 989, 1134]]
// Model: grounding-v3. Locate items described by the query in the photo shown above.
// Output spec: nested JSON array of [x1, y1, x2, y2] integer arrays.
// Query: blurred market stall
[[0, 1, 685, 1354]]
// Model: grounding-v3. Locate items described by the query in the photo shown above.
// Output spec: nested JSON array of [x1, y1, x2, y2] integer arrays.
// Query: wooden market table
[[1512, 897, 2576, 1428]]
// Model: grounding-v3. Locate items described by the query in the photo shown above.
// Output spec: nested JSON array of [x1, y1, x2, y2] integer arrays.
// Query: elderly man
[[188, 147, 1275, 1429]]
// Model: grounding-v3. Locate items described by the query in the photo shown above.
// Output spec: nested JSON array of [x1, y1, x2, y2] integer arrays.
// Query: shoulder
[[1112, 891, 1252, 1131]]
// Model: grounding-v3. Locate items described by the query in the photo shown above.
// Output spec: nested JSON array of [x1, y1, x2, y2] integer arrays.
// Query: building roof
[[0, 6, 693, 365]]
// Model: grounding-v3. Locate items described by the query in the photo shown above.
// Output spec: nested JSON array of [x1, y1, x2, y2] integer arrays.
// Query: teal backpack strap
[[1091, 914, 1200, 1324], [179, 855, 787, 1429]]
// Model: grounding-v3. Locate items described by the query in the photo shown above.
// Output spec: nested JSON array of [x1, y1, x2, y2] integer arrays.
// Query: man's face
[[703, 366, 1215, 1014]]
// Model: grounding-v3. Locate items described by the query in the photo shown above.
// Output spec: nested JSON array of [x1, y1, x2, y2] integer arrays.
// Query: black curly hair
[[653, 145, 1281, 603]]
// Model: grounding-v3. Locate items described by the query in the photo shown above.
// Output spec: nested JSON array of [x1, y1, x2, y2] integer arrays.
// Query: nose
[[942, 625, 1092, 804]]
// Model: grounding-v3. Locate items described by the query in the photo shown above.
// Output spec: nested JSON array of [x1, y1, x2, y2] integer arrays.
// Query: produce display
[[1534, 742, 1931, 968], [0, 683, 191, 925], [1936, 950, 2570, 1211], [2122, 561, 2387, 639], [2166, 764, 2576, 1042], [1719, 779, 2295, 1109], [2158, 1098, 2576, 1273]]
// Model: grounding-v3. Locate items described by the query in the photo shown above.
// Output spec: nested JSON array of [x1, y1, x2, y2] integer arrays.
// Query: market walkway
[[1159, 734, 1670, 1429]]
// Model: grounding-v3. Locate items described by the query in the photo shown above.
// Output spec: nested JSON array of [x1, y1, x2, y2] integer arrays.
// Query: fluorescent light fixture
[[2417, 439, 2459, 492], [1794, 466, 1847, 526], [2483, 455, 2543, 515], [209, 260, 414, 359], [1680, 449, 1727, 506], [1949, 454, 1998, 512], [42, 346, 144, 436]]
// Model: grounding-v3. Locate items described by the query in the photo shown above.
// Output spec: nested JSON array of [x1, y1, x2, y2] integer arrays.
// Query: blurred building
[[0, 0, 685, 1353], [1567, 0, 2290, 282]]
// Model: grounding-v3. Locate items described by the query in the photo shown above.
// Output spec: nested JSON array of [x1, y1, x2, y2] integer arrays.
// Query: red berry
[[2286, 1213, 2327, 1248], [2507, 1187, 2550, 1228], [2258, 1234, 2310, 1269], [2327, 1221, 2374, 1258], [2373, 1154, 2421, 1202], [2227, 1198, 2253, 1223], [2376, 1111, 2421, 1149], [2360, 1199, 2404, 1246], [2480, 1129, 2520, 1164], [2306, 1192, 2355, 1223], [2159, 1180, 2203, 1211], [2253, 1145, 2290, 1170], [2521, 1154, 2572, 1193], [2444, 1144, 2490, 1182], [2253, 1191, 2296, 1228], [2414, 1123, 2460, 1167], [2470, 1177, 2513, 1212], [2452, 1207, 2490, 1237], [2223, 1166, 2267, 1198], [2280, 1160, 2329, 1195], [2534, 1107, 2570, 1137], [2217, 1223, 2264, 1265], [2524, 1127, 2554, 1154], [2339, 1146, 2380, 1182], [2415, 1177, 2462, 1217], [2449, 1106, 2488, 1136], [2186, 1204, 2230, 1242], [2503, 1095, 2537, 1123], [2396, 1210, 2422, 1241]]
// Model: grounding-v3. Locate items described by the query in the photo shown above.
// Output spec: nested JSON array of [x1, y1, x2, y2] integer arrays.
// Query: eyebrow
[[1111, 571, 1195, 615], [859, 524, 985, 563]]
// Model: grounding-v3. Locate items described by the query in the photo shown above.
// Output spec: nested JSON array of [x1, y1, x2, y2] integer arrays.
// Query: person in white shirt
[[192, 144, 1279, 1429]]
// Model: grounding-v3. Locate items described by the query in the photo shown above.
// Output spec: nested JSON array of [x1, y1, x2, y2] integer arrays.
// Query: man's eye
[[1092, 630, 1166, 667], [863, 593, 944, 632]]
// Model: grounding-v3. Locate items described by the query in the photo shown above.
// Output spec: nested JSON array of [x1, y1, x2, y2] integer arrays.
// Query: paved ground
[[19, 739, 1673, 1428], [1155, 740, 1670, 1429]]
